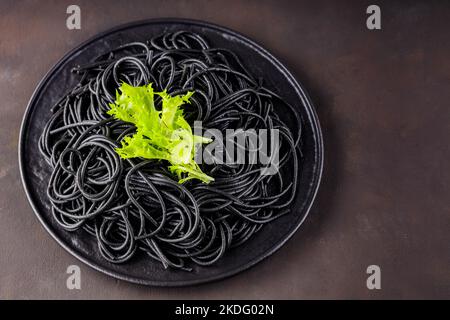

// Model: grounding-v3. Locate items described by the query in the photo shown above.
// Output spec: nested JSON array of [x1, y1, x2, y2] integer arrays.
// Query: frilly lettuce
[[108, 83, 213, 184]]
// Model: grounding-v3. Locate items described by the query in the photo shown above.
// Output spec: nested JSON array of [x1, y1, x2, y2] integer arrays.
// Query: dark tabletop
[[0, 0, 449, 299]]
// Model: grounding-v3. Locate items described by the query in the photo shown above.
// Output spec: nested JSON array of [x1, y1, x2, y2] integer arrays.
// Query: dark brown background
[[0, 0, 449, 299]]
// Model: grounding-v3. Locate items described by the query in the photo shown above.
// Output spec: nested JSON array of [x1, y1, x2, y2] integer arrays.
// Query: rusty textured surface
[[0, 0, 449, 299]]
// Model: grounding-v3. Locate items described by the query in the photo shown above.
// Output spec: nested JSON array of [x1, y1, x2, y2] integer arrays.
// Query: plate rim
[[18, 17, 324, 287]]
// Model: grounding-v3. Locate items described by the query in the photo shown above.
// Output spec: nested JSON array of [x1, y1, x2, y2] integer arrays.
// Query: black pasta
[[38, 31, 302, 271]]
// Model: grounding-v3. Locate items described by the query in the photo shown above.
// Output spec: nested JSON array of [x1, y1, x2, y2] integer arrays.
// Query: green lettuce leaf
[[107, 83, 213, 184]]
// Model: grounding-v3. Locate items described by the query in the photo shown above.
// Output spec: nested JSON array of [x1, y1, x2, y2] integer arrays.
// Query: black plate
[[19, 19, 323, 286]]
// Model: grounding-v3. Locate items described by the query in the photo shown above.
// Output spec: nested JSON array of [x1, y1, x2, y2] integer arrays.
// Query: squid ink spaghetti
[[38, 31, 302, 270]]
